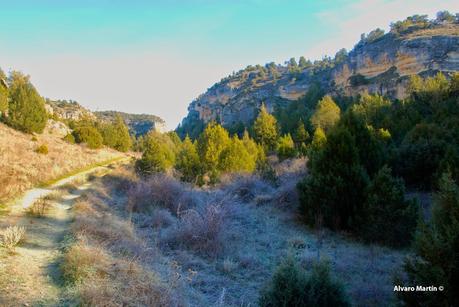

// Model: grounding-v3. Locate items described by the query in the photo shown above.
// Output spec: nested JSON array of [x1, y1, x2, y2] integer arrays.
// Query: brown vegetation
[[0, 123, 122, 203]]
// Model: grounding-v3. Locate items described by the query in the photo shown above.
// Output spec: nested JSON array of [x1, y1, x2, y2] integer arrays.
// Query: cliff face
[[180, 23, 459, 130]]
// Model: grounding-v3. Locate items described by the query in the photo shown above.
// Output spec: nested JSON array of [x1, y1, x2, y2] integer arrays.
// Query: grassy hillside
[[0, 122, 123, 203]]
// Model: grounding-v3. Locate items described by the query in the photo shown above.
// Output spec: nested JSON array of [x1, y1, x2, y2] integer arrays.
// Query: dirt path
[[0, 160, 128, 306]]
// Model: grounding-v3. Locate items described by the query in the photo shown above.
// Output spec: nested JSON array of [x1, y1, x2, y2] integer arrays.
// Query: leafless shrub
[[127, 174, 188, 214], [26, 198, 51, 217], [0, 226, 26, 252], [163, 204, 227, 257]]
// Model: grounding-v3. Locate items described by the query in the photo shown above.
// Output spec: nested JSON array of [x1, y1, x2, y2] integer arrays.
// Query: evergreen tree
[[242, 130, 263, 165], [361, 166, 419, 247], [277, 134, 296, 161], [298, 127, 368, 229], [399, 173, 459, 306], [100, 115, 132, 152], [219, 136, 256, 173], [253, 104, 278, 151], [176, 136, 201, 182], [310, 95, 341, 132], [293, 121, 310, 156], [6, 71, 47, 133], [136, 133, 175, 175], [197, 122, 230, 180]]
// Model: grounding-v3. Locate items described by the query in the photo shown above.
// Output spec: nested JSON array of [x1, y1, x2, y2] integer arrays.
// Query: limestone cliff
[[179, 21, 459, 134]]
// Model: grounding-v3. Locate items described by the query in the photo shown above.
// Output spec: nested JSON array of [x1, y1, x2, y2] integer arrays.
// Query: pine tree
[[176, 136, 201, 182], [100, 115, 132, 152], [219, 136, 256, 173], [310, 95, 341, 132], [399, 173, 459, 306], [293, 121, 310, 156], [136, 133, 175, 175], [277, 134, 296, 160], [6, 71, 47, 133], [253, 103, 278, 151], [197, 122, 230, 180]]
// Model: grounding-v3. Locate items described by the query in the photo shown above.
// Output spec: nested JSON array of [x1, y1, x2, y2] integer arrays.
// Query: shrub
[[164, 204, 226, 257], [31, 136, 38, 142], [26, 198, 50, 217], [259, 258, 350, 307], [34, 144, 49, 155], [360, 166, 419, 247], [0, 226, 26, 252], [398, 173, 459, 306], [73, 125, 103, 149], [63, 133, 75, 144], [6, 71, 48, 134]]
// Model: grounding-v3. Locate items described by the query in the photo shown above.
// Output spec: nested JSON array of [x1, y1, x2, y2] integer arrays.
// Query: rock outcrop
[[179, 22, 459, 132]]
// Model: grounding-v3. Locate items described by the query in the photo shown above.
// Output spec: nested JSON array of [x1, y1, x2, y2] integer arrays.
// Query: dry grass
[[62, 240, 173, 306], [0, 122, 122, 203], [0, 225, 26, 252], [63, 182, 181, 306]]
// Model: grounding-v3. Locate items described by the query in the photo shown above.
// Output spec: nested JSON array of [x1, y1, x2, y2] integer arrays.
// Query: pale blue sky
[[0, 0, 458, 129]]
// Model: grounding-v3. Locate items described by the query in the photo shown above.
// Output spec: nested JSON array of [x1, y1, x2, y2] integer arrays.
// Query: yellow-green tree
[[0, 68, 8, 116], [176, 136, 201, 182], [100, 115, 132, 152], [219, 136, 256, 173], [136, 133, 175, 175], [277, 134, 296, 160], [310, 95, 340, 132], [6, 71, 47, 133], [197, 122, 230, 179], [253, 103, 278, 150]]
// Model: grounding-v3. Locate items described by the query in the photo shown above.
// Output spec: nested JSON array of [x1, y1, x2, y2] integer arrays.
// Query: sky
[[0, 0, 458, 130]]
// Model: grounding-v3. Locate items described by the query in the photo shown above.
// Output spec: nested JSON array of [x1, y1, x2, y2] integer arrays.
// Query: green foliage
[[351, 93, 391, 128], [72, 125, 103, 149], [298, 127, 368, 230], [397, 123, 447, 188], [399, 173, 459, 306], [259, 258, 350, 307], [6, 71, 47, 134], [338, 111, 386, 176], [197, 122, 230, 180], [175, 136, 201, 182], [253, 104, 278, 151], [390, 14, 429, 34], [219, 136, 256, 173], [361, 166, 419, 247], [99, 115, 132, 152], [63, 133, 76, 144], [136, 132, 176, 175], [0, 68, 7, 116], [35, 144, 49, 155], [310, 95, 341, 132], [277, 134, 296, 161]]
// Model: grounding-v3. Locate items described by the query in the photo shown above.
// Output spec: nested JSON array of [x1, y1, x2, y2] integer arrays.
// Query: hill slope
[[179, 20, 459, 135], [0, 122, 123, 203]]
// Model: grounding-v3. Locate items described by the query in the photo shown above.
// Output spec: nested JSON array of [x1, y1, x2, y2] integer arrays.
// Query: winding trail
[[0, 159, 129, 306]]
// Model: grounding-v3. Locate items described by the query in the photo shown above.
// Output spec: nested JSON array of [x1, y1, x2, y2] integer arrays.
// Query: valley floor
[[0, 158, 411, 306], [58, 158, 409, 307]]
